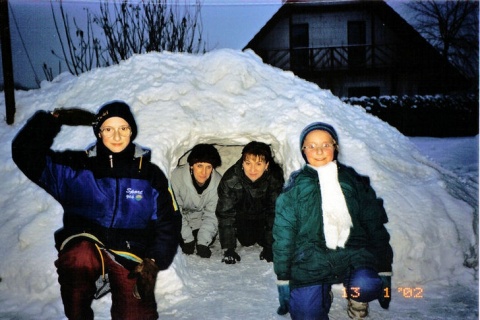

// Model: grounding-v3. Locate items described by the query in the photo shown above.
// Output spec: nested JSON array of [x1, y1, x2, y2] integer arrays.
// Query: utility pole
[[0, 0, 16, 125]]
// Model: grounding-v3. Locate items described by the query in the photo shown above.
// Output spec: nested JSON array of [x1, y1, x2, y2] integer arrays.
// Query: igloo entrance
[[170, 134, 286, 177]]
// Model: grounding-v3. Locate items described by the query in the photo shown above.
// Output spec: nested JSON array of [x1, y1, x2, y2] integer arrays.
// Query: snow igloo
[[10, 49, 477, 304]]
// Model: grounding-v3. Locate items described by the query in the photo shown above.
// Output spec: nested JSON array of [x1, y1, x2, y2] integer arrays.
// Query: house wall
[[255, 9, 404, 49], [256, 18, 289, 49], [320, 72, 420, 97], [295, 10, 371, 47], [248, 6, 460, 97]]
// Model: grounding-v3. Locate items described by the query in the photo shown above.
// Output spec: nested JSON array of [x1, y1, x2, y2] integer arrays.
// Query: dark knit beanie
[[187, 144, 222, 168], [299, 122, 339, 162], [93, 101, 138, 140]]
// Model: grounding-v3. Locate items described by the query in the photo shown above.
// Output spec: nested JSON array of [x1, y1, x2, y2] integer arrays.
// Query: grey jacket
[[171, 165, 221, 246]]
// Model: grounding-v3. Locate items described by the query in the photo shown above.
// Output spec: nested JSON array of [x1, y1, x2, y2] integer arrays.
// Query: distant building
[[244, 0, 469, 98]]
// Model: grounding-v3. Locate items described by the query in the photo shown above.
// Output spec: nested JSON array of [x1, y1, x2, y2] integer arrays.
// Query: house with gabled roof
[[243, 0, 469, 98]]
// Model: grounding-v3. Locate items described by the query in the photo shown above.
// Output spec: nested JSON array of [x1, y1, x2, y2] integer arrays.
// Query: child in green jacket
[[273, 122, 393, 319]]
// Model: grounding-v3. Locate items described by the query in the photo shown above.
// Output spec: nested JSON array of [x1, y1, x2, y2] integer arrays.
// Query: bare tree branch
[[408, 0, 478, 80], [43, 0, 206, 80]]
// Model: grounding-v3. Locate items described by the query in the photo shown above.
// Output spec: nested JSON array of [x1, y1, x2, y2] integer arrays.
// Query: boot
[[347, 298, 369, 319]]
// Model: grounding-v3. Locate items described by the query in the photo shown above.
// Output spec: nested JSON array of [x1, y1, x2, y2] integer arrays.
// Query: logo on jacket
[[126, 188, 143, 201]]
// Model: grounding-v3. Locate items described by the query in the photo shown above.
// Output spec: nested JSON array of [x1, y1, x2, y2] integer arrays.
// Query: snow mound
[[0, 49, 476, 314]]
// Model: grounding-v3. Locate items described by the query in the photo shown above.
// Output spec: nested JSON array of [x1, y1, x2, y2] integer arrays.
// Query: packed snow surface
[[0, 49, 477, 319]]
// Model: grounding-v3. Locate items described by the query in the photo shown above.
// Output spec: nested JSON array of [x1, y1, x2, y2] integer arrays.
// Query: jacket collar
[[87, 142, 151, 160]]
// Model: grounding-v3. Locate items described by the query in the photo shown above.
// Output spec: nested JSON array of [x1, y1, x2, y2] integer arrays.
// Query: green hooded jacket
[[273, 162, 393, 289]]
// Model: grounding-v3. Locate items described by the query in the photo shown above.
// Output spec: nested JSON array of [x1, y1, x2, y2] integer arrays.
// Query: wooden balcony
[[255, 44, 408, 72]]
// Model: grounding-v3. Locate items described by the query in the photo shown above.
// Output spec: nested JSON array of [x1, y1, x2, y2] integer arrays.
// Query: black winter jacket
[[216, 159, 284, 250], [12, 111, 181, 270]]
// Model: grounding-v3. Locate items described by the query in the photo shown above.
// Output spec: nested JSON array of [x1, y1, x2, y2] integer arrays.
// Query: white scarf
[[311, 161, 352, 249]]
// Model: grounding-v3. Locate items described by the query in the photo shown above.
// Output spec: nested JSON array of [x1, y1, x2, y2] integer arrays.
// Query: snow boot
[[347, 299, 368, 319]]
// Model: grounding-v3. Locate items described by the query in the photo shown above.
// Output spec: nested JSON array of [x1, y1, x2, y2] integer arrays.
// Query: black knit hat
[[300, 122, 339, 162], [241, 141, 273, 164], [187, 144, 222, 168], [93, 101, 138, 140]]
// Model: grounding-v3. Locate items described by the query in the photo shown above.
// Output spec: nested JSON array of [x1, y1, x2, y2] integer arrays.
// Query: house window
[[348, 86, 380, 98], [290, 23, 309, 71], [348, 21, 366, 67]]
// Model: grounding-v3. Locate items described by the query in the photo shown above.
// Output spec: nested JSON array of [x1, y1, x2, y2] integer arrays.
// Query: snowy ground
[[0, 49, 477, 319]]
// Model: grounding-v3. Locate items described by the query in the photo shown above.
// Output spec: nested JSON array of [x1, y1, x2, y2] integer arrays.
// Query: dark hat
[[93, 101, 138, 140], [187, 144, 222, 168], [300, 122, 339, 162], [241, 141, 273, 164]]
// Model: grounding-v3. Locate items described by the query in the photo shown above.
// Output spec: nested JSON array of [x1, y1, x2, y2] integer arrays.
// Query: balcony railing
[[256, 44, 406, 72]]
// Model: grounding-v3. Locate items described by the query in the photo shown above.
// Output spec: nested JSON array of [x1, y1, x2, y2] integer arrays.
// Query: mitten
[[222, 248, 241, 264], [276, 280, 290, 315], [128, 258, 159, 301], [181, 240, 195, 255], [52, 108, 95, 126], [378, 275, 391, 309], [196, 244, 212, 258], [259, 247, 273, 262]]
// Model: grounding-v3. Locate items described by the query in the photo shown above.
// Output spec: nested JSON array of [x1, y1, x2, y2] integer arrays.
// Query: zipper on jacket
[[109, 155, 113, 168], [109, 177, 120, 230]]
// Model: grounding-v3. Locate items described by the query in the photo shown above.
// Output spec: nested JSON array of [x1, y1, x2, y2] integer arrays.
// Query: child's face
[[302, 130, 336, 167], [99, 117, 132, 153]]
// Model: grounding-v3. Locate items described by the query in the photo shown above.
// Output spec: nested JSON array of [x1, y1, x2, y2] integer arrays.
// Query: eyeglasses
[[99, 126, 132, 138], [302, 142, 336, 152]]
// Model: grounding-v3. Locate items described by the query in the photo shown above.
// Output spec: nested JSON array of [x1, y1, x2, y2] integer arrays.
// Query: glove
[[52, 108, 95, 126], [181, 240, 195, 255], [259, 247, 273, 262], [378, 275, 391, 309], [128, 258, 159, 301], [222, 248, 241, 264], [276, 280, 290, 315], [196, 244, 212, 258]]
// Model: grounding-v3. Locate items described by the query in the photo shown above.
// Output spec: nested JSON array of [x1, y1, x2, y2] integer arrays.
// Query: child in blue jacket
[[12, 101, 181, 320]]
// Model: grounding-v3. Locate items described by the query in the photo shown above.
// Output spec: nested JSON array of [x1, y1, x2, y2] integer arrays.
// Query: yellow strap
[[59, 233, 104, 251], [168, 186, 179, 211], [109, 250, 143, 263], [59, 232, 142, 270], [94, 244, 106, 281]]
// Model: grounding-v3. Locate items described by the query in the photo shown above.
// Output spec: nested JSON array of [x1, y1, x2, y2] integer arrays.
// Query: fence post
[[0, 0, 16, 125]]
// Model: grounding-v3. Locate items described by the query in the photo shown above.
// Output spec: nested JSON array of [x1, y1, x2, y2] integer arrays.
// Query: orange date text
[[397, 287, 424, 298]]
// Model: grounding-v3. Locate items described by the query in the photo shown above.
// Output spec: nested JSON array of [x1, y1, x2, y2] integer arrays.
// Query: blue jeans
[[344, 267, 383, 303], [289, 268, 382, 320], [290, 284, 332, 320]]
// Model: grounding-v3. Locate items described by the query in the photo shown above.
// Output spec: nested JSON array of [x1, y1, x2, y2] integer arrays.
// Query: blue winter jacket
[[12, 111, 181, 271]]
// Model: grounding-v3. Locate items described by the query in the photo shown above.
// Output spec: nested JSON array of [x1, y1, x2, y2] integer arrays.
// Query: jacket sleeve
[[148, 168, 182, 270], [170, 167, 194, 243], [11, 110, 62, 184], [264, 165, 285, 248], [196, 171, 220, 246], [273, 188, 296, 281], [356, 174, 393, 273], [215, 169, 238, 250]]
